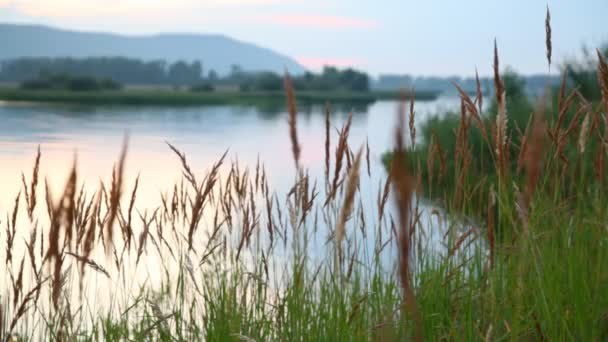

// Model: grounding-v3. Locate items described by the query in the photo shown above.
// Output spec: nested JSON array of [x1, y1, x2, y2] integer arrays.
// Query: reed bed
[[2, 10, 608, 341]]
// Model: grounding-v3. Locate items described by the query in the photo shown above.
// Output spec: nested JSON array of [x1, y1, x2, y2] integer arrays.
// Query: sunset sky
[[0, 0, 606, 76]]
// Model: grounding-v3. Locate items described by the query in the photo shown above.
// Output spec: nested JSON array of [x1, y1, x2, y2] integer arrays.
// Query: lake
[[0, 97, 466, 211], [0, 96, 481, 335]]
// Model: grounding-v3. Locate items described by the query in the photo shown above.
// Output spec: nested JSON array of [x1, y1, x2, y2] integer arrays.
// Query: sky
[[0, 0, 606, 76]]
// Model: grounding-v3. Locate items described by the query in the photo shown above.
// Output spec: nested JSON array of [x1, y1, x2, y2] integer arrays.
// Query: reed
[[546, 6, 552, 69], [284, 72, 301, 170]]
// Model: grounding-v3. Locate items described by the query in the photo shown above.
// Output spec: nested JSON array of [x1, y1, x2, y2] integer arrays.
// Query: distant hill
[[0, 23, 305, 75]]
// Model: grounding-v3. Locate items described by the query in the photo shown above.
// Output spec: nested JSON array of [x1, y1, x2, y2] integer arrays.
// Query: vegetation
[[20, 73, 122, 92], [564, 45, 608, 101], [1, 57, 370, 92], [2, 8, 608, 341], [0, 57, 202, 86], [0, 86, 435, 107], [373, 71, 561, 96], [383, 45, 607, 213]]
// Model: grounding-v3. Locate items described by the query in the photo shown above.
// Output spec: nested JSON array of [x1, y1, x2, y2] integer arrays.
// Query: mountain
[[0, 23, 306, 75]]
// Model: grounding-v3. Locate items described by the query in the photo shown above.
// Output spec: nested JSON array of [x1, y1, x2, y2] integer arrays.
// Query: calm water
[[0, 97, 465, 211], [1, 97, 476, 318]]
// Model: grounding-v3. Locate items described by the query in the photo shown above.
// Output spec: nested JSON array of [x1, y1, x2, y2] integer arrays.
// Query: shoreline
[[0, 87, 440, 107]]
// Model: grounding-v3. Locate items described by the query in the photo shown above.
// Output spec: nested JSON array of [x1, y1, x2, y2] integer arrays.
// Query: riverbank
[[0, 86, 439, 106]]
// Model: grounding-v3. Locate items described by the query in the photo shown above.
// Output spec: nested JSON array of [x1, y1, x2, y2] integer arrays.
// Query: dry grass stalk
[[25, 225, 39, 279], [485, 324, 493, 342], [325, 104, 331, 183], [554, 88, 577, 139], [167, 141, 197, 188], [545, 6, 552, 68], [487, 190, 495, 269], [45, 164, 76, 264], [0, 306, 4, 341], [366, 138, 371, 178], [284, 71, 301, 170], [493, 39, 508, 177], [5, 193, 19, 266], [475, 68, 483, 114], [493, 39, 505, 105], [557, 68, 568, 113], [66, 252, 110, 278], [455, 99, 470, 161], [409, 89, 417, 147], [20, 146, 41, 221], [448, 228, 476, 258], [136, 210, 156, 266], [558, 102, 589, 156], [454, 99, 472, 208], [265, 192, 274, 245], [579, 110, 592, 153], [427, 135, 436, 186], [391, 102, 423, 342], [524, 99, 548, 207], [43, 161, 77, 310], [345, 142, 353, 171], [335, 147, 363, 247], [187, 151, 227, 250], [79, 190, 101, 293], [378, 174, 391, 224], [433, 131, 447, 182], [12, 256, 25, 309], [594, 138, 606, 184], [597, 49, 608, 115], [51, 252, 64, 310], [454, 82, 487, 138], [4, 279, 46, 342], [326, 113, 353, 205], [516, 112, 534, 174], [124, 174, 139, 249], [105, 136, 128, 254]]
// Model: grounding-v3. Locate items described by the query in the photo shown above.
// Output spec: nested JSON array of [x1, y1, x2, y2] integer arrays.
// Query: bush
[[383, 69, 536, 210], [68, 77, 101, 91], [20, 79, 53, 90], [190, 83, 215, 92], [19, 74, 122, 92], [563, 45, 608, 101], [100, 78, 122, 90]]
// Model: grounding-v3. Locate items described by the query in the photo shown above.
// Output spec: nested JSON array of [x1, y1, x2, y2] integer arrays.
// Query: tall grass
[[2, 8, 608, 341]]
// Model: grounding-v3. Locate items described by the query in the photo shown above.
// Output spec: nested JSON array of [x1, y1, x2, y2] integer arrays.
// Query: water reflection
[[0, 97, 468, 209], [0, 97, 483, 333]]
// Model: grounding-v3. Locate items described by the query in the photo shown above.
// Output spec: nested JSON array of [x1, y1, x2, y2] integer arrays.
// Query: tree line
[[0, 57, 370, 92], [0, 57, 203, 85]]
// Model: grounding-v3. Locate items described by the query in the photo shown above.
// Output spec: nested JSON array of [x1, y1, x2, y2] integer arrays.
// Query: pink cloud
[[263, 14, 377, 29], [296, 57, 365, 70]]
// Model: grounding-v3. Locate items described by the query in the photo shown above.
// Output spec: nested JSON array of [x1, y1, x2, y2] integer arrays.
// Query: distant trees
[[0, 57, 204, 86], [293, 66, 369, 91], [564, 45, 608, 101], [239, 72, 283, 92], [1, 57, 372, 92], [208, 69, 219, 82], [168, 60, 202, 86], [20, 73, 122, 91]]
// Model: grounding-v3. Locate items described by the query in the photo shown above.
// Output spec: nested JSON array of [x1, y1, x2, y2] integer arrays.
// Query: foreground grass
[[0, 86, 438, 107]]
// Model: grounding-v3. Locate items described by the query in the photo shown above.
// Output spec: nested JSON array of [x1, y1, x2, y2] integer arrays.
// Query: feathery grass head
[[284, 71, 301, 170], [597, 49, 608, 115], [546, 5, 552, 69]]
